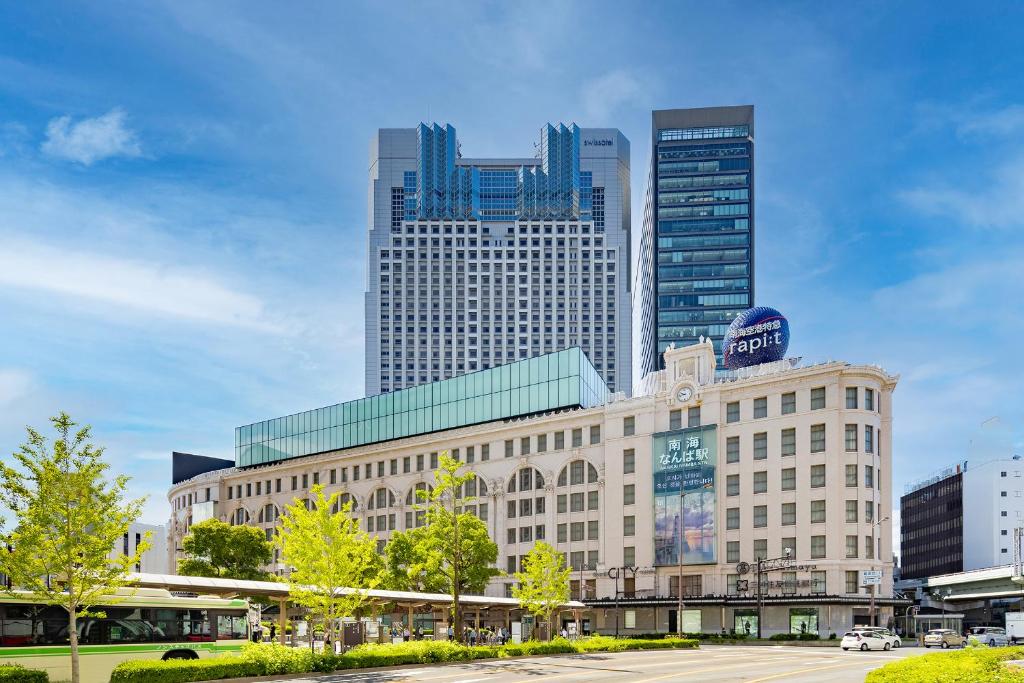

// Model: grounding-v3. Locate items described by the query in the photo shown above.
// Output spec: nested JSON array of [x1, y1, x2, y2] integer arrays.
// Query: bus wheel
[[163, 650, 199, 660]]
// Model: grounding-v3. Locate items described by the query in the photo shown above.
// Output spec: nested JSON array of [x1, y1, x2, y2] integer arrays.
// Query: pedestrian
[[448, 624, 454, 641], [270, 623, 277, 642], [560, 627, 568, 639]]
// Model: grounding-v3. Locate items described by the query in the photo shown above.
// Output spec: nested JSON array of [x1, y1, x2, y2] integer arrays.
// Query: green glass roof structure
[[235, 347, 608, 468]]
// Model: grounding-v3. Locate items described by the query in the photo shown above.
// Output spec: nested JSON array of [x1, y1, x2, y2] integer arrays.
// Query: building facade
[[169, 341, 899, 636], [634, 106, 754, 381], [900, 458, 1024, 580], [110, 522, 168, 575], [365, 123, 631, 396]]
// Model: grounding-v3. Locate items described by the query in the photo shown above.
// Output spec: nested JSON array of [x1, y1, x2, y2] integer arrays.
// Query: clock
[[676, 386, 693, 403]]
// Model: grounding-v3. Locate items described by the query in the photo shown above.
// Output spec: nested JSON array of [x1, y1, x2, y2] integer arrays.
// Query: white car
[[970, 626, 1009, 646], [841, 630, 891, 651], [857, 628, 901, 648]]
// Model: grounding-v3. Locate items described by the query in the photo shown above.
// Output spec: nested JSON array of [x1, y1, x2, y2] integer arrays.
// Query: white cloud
[[0, 369, 33, 407], [41, 108, 142, 165], [899, 156, 1024, 230], [0, 238, 279, 331], [580, 69, 652, 124], [957, 104, 1024, 137]]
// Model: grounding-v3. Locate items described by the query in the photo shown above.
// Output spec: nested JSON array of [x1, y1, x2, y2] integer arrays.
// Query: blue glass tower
[[634, 106, 754, 379]]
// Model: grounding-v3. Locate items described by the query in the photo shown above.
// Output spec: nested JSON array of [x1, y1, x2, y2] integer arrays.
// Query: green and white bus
[[0, 588, 250, 683]]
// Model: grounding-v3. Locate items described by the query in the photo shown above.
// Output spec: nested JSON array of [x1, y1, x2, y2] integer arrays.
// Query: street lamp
[[869, 516, 890, 627], [677, 489, 684, 637]]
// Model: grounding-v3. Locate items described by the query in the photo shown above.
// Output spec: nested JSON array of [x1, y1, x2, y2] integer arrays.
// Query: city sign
[[722, 306, 791, 370], [860, 570, 883, 586], [652, 425, 717, 566], [584, 139, 613, 146]]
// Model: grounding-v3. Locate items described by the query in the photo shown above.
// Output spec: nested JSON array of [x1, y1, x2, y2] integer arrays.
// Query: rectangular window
[[727, 474, 740, 496], [587, 520, 599, 540], [753, 470, 767, 494], [865, 426, 874, 454], [811, 387, 826, 410], [507, 528, 516, 545], [782, 537, 796, 557], [557, 494, 567, 513], [519, 498, 532, 517], [754, 397, 767, 419], [810, 464, 826, 488], [865, 535, 874, 559], [865, 388, 875, 411], [623, 516, 635, 536], [572, 429, 583, 447], [536, 497, 546, 514], [811, 570, 826, 594], [623, 416, 635, 436], [727, 436, 740, 463], [727, 401, 740, 423], [754, 538, 767, 560], [846, 464, 857, 487], [430, 452, 438, 468], [505, 440, 514, 458], [846, 500, 858, 523], [481, 444, 489, 461], [753, 505, 767, 528], [536, 435, 547, 453], [507, 556, 517, 573], [811, 499, 826, 523], [587, 490, 599, 510], [557, 524, 567, 543], [590, 425, 601, 445], [780, 428, 795, 457], [781, 392, 796, 415], [727, 507, 740, 529], [846, 387, 858, 409], [353, 467, 360, 481], [846, 571, 859, 594], [536, 524, 545, 540], [811, 535, 826, 559], [865, 500, 874, 523], [520, 437, 530, 455], [623, 449, 635, 474], [402, 457, 410, 474], [570, 492, 584, 512], [781, 467, 796, 491], [624, 546, 635, 565], [845, 424, 858, 452], [669, 409, 682, 430], [570, 521, 584, 542], [520, 526, 532, 543], [377, 462, 384, 477], [390, 459, 397, 475], [782, 570, 797, 595], [416, 454, 424, 471], [291, 476, 297, 490], [726, 541, 740, 563], [276, 478, 282, 492], [865, 465, 874, 488], [781, 502, 796, 526], [623, 484, 635, 505], [466, 446, 475, 463], [846, 535, 858, 558], [507, 500, 516, 519], [554, 432, 564, 450], [688, 406, 701, 427], [810, 424, 826, 453], [753, 432, 767, 460]]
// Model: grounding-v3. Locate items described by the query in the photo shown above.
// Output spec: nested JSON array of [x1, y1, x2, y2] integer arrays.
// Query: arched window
[[368, 488, 396, 510], [508, 467, 544, 494], [558, 460, 598, 487], [405, 483, 432, 506], [258, 504, 278, 524], [231, 508, 250, 525], [331, 492, 358, 514]]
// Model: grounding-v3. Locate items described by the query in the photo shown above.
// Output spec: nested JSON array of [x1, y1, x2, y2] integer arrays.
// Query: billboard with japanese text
[[653, 425, 717, 565]]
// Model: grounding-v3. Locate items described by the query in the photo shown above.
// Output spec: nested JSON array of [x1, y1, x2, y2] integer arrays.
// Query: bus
[[0, 588, 250, 683]]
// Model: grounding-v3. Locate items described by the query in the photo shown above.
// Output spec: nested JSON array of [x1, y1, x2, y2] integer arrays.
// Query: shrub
[[109, 635, 701, 682], [0, 665, 48, 683], [866, 645, 1024, 683]]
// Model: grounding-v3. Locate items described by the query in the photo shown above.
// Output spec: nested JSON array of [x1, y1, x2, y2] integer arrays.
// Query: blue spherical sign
[[722, 307, 790, 370]]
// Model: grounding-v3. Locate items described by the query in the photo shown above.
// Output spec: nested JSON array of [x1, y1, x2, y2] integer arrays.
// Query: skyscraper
[[634, 106, 754, 382], [365, 123, 631, 395]]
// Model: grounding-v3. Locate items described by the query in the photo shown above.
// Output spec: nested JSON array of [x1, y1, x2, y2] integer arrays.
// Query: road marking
[[743, 660, 868, 682], [626, 657, 802, 682]]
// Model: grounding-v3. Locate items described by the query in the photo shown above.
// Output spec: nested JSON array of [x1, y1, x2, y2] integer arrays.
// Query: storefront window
[[734, 610, 757, 636], [789, 608, 818, 635]]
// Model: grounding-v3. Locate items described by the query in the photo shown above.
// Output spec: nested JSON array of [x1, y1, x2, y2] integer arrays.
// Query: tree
[[0, 412, 148, 683], [512, 541, 571, 640], [179, 518, 274, 580], [388, 452, 498, 642], [274, 486, 381, 643]]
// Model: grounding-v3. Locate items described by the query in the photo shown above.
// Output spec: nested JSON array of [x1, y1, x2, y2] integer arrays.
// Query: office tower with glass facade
[[634, 106, 754, 381], [366, 122, 631, 396]]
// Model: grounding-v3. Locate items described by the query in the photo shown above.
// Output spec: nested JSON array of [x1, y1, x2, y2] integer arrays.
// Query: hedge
[[110, 636, 699, 683], [768, 633, 821, 641], [866, 644, 1024, 683], [0, 665, 48, 683]]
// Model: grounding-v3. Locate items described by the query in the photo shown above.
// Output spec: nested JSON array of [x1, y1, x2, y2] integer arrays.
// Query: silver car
[[970, 626, 1009, 647]]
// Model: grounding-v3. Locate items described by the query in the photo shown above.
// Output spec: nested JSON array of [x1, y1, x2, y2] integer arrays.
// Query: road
[[270, 644, 928, 683]]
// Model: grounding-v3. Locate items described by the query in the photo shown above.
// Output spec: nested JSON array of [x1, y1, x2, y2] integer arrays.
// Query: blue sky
[[1, 1, 1022, 533]]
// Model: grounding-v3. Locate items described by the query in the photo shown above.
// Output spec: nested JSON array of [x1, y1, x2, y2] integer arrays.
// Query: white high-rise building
[[365, 123, 631, 395], [109, 522, 168, 574]]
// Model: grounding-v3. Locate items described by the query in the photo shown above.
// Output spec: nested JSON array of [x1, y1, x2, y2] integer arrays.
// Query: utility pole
[[677, 489, 684, 636]]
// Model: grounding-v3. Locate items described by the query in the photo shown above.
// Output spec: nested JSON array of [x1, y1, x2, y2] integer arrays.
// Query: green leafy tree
[[274, 486, 381, 643], [179, 518, 273, 580], [512, 541, 571, 640], [387, 452, 498, 642], [0, 412, 149, 683]]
